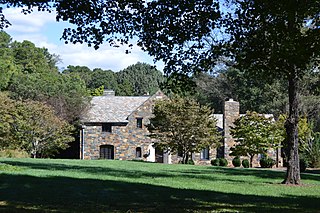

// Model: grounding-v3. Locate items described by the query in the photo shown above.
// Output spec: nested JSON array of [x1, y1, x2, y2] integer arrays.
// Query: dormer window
[[137, 118, 143, 128], [102, 123, 112, 133]]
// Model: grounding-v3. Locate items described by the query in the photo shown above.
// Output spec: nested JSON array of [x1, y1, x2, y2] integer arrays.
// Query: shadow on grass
[[3, 160, 320, 184], [202, 166, 320, 182], [0, 173, 319, 213]]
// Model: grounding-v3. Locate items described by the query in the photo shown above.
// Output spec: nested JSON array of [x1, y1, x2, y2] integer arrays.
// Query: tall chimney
[[223, 98, 240, 161]]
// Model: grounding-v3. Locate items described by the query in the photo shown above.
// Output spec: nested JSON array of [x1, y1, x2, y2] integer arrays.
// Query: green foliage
[[259, 157, 276, 168], [299, 158, 308, 173], [303, 133, 320, 168], [211, 158, 228, 167], [0, 93, 74, 158], [226, 0, 320, 185], [11, 40, 57, 73], [230, 111, 282, 167], [211, 159, 220, 166], [116, 62, 164, 96], [63, 65, 92, 85], [186, 159, 194, 165], [9, 70, 89, 122], [89, 68, 118, 91], [242, 159, 250, 168], [0, 149, 28, 158], [148, 96, 221, 164], [219, 158, 228, 167], [0, 92, 16, 148], [232, 156, 241, 167], [90, 85, 104, 96], [194, 72, 234, 114], [12, 100, 75, 158], [276, 115, 315, 165]]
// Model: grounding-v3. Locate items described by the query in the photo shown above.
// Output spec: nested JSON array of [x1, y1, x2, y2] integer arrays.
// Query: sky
[[2, 7, 164, 72]]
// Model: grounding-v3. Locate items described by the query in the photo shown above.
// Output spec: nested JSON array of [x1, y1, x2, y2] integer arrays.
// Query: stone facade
[[80, 94, 281, 167], [80, 91, 164, 160]]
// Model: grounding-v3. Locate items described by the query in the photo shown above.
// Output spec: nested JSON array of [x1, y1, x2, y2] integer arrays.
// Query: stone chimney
[[103, 90, 115, 96], [223, 98, 240, 161]]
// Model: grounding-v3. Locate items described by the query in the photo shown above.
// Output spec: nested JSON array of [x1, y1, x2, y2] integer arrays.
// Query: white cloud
[[3, 8, 56, 33], [2, 7, 164, 72]]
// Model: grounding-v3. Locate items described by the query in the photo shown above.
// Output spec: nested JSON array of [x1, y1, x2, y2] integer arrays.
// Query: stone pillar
[[223, 99, 240, 162]]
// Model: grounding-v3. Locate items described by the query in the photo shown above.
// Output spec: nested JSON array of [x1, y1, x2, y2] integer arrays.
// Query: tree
[[116, 62, 164, 96], [230, 112, 283, 167], [2, 0, 319, 184], [194, 72, 234, 113], [0, 31, 17, 91], [0, 93, 74, 157], [224, 1, 320, 184], [12, 100, 74, 158], [0, 92, 16, 149], [89, 68, 118, 91], [62, 65, 92, 85], [9, 70, 89, 122], [148, 96, 221, 164], [275, 114, 313, 165]]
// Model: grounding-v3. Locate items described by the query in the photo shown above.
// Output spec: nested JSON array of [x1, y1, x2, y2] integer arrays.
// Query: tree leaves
[[148, 96, 221, 164]]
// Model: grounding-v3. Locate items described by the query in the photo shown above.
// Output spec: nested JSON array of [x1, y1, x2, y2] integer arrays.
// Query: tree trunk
[[283, 74, 300, 184], [184, 152, 189, 164], [250, 155, 254, 168]]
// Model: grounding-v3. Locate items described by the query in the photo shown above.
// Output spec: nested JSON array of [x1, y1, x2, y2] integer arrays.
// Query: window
[[100, 145, 114, 159], [200, 147, 210, 160], [136, 118, 143, 128], [136, 147, 142, 158], [102, 123, 112, 132]]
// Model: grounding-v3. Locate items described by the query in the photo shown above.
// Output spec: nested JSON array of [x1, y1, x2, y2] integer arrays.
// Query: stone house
[[80, 91, 281, 166]]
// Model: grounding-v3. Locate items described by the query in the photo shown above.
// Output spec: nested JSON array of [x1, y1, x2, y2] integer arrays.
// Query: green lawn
[[0, 158, 319, 212]]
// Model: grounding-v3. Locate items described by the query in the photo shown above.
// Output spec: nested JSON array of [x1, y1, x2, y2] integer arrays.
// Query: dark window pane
[[201, 147, 209, 160], [100, 145, 114, 159], [102, 123, 112, 132], [136, 147, 142, 158], [137, 118, 143, 128]]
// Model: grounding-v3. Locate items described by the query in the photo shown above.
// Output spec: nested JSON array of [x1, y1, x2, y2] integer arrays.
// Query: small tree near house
[[13, 100, 74, 158], [147, 96, 221, 164], [230, 111, 283, 167]]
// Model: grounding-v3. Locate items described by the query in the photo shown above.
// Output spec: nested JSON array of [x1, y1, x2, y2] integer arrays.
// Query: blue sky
[[2, 7, 164, 72]]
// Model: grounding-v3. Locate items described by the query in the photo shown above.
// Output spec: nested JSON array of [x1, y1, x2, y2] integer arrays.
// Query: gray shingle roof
[[82, 96, 150, 123]]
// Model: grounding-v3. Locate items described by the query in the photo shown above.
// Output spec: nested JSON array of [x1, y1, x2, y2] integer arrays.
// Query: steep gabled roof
[[81, 96, 150, 123]]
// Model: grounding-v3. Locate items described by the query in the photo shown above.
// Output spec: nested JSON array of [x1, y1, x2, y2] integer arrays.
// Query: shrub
[[300, 158, 308, 173], [187, 159, 195, 165], [211, 159, 220, 166], [219, 158, 228, 167], [304, 134, 320, 168], [242, 159, 250, 168], [232, 156, 241, 167], [260, 157, 276, 168], [0, 149, 29, 158]]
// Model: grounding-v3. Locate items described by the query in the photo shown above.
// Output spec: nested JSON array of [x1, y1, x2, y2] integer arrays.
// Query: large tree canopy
[[0, 0, 221, 74], [1, 0, 320, 185], [225, 0, 320, 185]]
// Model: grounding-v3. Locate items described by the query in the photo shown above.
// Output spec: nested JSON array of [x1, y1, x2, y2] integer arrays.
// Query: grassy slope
[[0, 158, 319, 213]]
